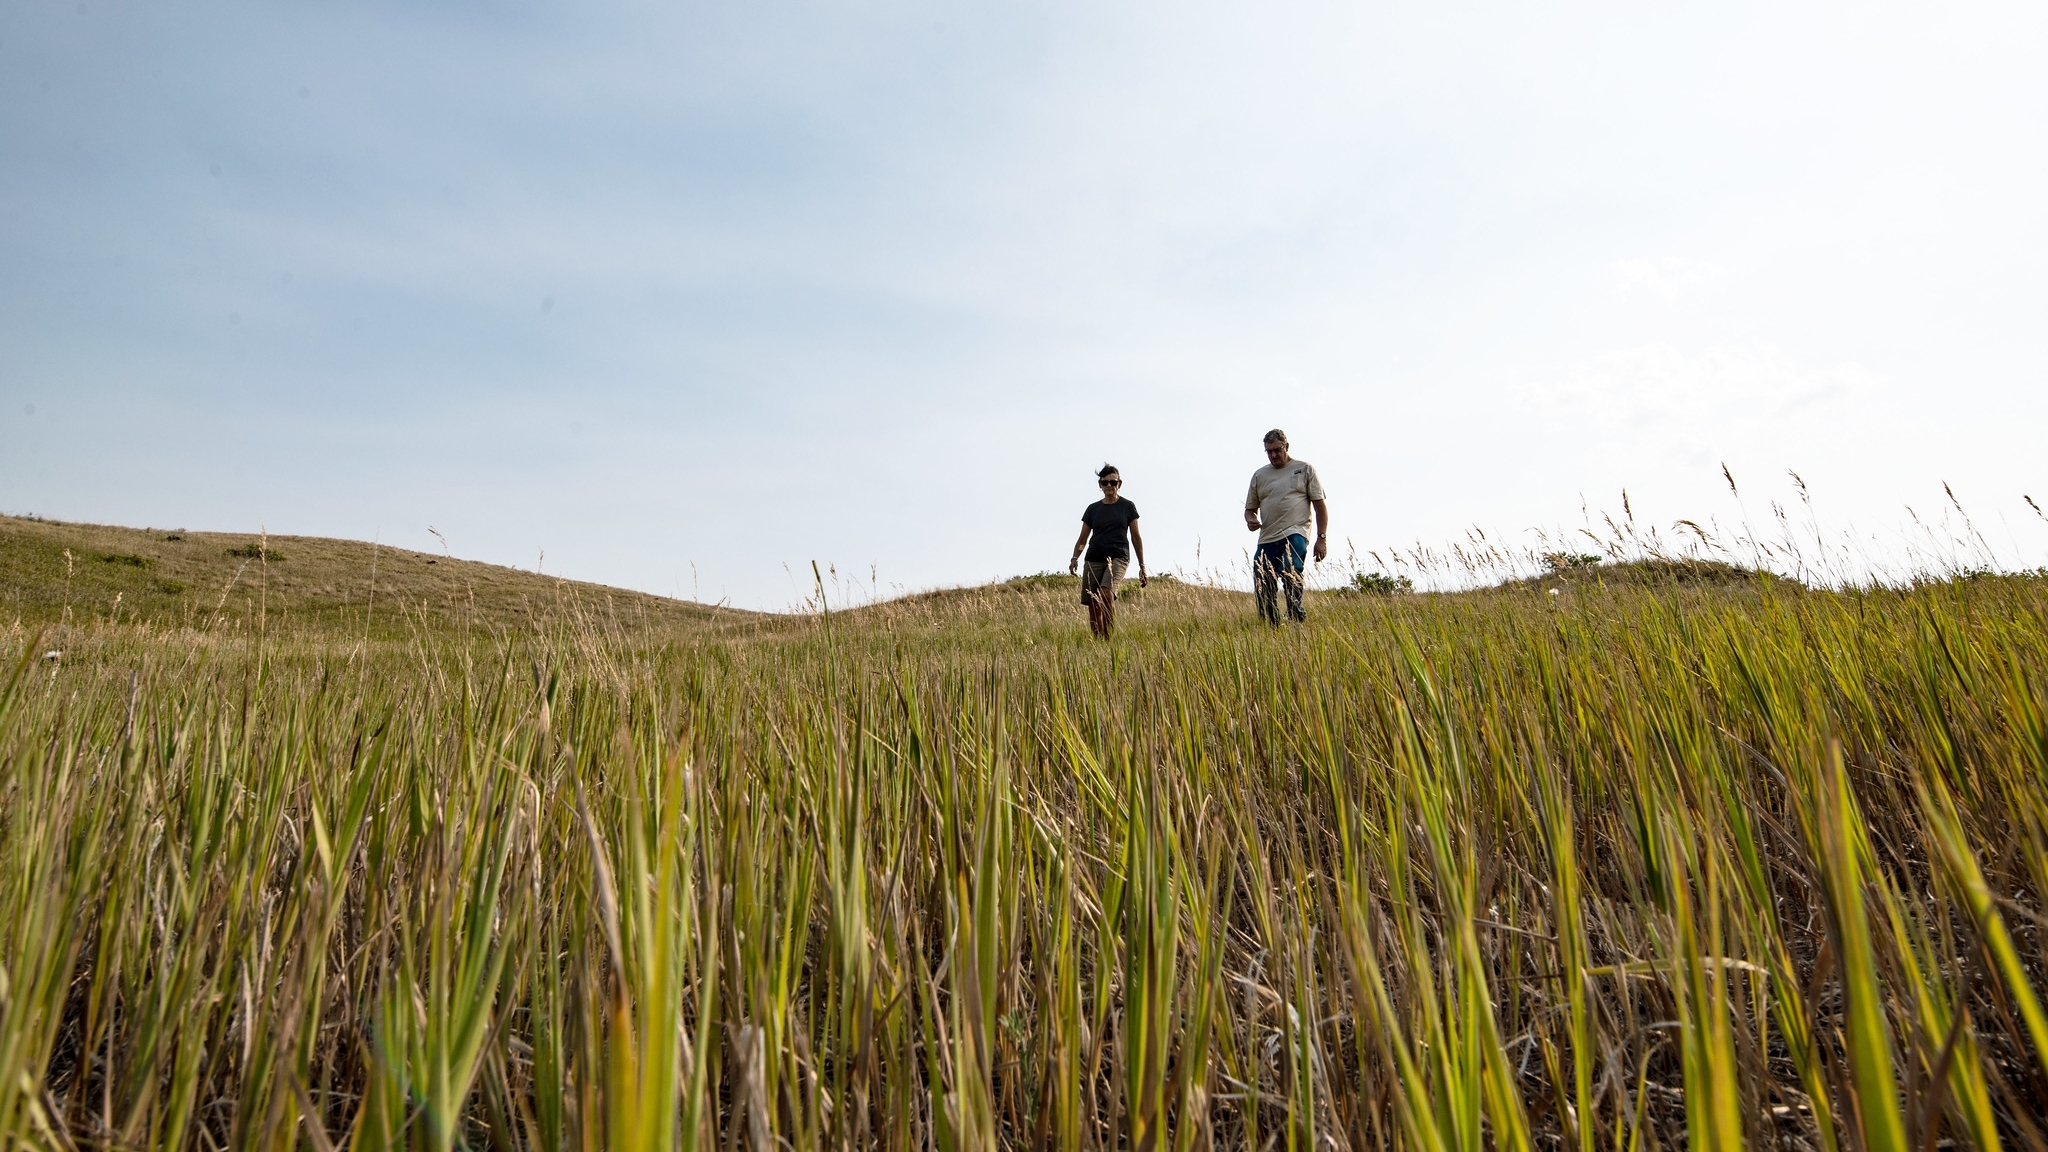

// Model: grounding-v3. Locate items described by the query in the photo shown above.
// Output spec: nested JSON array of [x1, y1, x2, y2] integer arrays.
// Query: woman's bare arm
[[1069, 523, 1092, 574], [1130, 521, 1148, 586]]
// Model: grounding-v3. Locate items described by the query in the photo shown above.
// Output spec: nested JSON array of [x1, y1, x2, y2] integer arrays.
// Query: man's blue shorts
[[1256, 534, 1308, 575], [1255, 534, 1309, 623]]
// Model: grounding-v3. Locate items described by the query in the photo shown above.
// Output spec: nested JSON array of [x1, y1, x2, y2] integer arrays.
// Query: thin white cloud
[[1610, 258, 1726, 301], [1514, 344, 1881, 470], [1520, 343, 1877, 419]]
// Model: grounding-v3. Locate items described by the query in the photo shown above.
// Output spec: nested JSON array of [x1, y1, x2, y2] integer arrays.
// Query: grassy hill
[[1500, 552, 1784, 592], [831, 571, 1253, 629], [4, 512, 2048, 1151], [0, 513, 754, 641], [2, 514, 1281, 649]]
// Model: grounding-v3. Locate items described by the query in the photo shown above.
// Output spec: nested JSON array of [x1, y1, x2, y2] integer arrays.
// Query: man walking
[[1244, 429, 1326, 624]]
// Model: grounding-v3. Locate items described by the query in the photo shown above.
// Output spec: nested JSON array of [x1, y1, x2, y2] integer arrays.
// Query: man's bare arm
[[1069, 524, 1092, 575], [1311, 498, 1329, 562], [1130, 521, 1148, 586]]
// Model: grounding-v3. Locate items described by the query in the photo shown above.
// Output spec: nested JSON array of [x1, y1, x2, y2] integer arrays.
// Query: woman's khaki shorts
[[1081, 557, 1128, 605]]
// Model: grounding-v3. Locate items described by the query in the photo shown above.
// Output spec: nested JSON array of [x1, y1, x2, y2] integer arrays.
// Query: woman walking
[[1068, 463, 1147, 638]]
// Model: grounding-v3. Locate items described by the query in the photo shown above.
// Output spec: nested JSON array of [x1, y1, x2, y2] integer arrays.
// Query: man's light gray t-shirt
[[1245, 460, 1326, 544]]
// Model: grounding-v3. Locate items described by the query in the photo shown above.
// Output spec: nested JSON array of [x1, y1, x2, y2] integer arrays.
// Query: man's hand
[[1069, 555, 1080, 575], [1313, 537, 1328, 563], [1139, 565, 1148, 588], [1245, 510, 1261, 531]]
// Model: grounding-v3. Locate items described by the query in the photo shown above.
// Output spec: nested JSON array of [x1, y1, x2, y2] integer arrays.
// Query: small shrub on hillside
[[1511, 556, 1768, 591], [1349, 571, 1413, 596], [1002, 572, 1081, 592], [153, 579, 187, 595], [1542, 552, 1605, 574], [1951, 566, 2048, 585], [224, 544, 284, 561], [1630, 558, 1767, 586], [1507, 553, 1777, 590], [999, 572, 1179, 597], [100, 553, 154, 568]]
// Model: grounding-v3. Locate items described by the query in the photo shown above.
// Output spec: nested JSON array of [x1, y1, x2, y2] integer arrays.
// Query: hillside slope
[[1, 514, 752, 641], [832, 571, 1254, 628]]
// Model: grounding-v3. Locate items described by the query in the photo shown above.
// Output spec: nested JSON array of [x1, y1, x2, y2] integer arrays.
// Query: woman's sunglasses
[[1099, 479, 1122, 487]]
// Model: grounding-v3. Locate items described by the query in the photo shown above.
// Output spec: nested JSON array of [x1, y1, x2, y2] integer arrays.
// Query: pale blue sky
[[5, 2, 2045, 606]]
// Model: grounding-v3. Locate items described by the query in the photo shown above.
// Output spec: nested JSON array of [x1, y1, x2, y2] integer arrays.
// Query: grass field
[[2, 515, 2045, 1152]]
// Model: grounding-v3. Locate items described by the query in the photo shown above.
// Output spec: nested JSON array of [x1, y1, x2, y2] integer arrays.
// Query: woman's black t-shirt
[[1082, 499, 1140, 561]]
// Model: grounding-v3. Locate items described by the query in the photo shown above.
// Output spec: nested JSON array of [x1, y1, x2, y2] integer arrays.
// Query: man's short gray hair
[[1263, 428, 1288, 445]]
